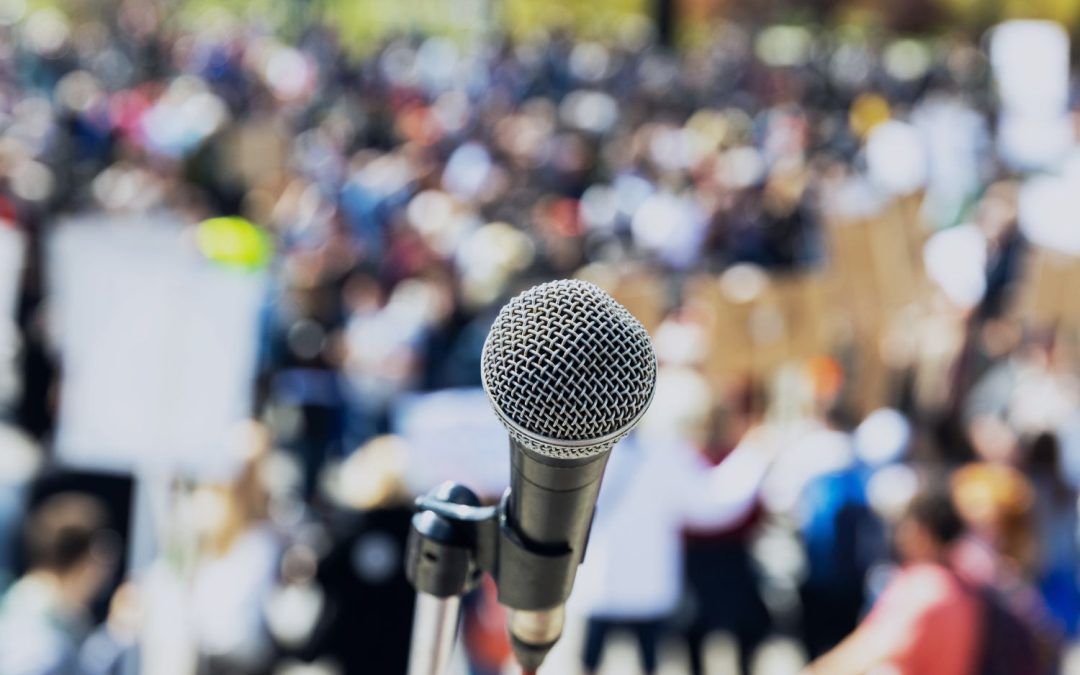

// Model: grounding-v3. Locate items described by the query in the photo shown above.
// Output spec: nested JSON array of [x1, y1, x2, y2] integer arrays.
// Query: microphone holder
[[404, 481, 576, 675]]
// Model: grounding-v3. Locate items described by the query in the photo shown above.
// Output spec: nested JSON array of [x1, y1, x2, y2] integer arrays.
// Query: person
[[188, 426, 283, 675], [0, 423, 41, 591], [793, 412, 871, 661], [570, 366, 777, 675], [680, 384, 772, 675], [950, 462, 1063, 672], [801, 487, 980, 675], [292, 435, 417, 675], [0, 493, 133, 675], [1024, 432, 1080, 637], [796, 409, 902, 660], [950, 462, 1037, 588]]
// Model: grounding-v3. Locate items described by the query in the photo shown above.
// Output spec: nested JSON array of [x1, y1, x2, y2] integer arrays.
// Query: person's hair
[[25, 493, 109, 574], [1027, 431, 1072, 504], [951, 462, 1035, 569], [332, 435, 411, 510], [904, 486, 966, 546]]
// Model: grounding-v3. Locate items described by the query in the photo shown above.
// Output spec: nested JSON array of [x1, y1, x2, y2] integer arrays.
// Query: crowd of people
[[0, 2, 1079, 673]]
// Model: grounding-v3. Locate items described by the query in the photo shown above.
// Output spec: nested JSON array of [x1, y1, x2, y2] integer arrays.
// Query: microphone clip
[[405, 482, 576, 607]]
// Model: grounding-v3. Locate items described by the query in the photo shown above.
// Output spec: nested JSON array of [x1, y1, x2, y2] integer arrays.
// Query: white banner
[[392, 388, 510, 498], [49, 216, 267, 479]]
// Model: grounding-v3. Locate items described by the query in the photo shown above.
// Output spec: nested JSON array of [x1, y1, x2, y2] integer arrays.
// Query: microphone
[[480, 279, 657, 671]]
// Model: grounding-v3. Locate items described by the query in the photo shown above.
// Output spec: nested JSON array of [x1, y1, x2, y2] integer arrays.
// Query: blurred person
[[762, 358, 852, 516], [1023, 432, 1080, 637], [338, 276, 439, 452], [971, 181, 1022, 322], [796, 409, 903, 660], [293, 435, 415, 675], [950, 462, 1036, 583], [0, 423, 41, 591], [0, 492, 132, 675], [800, 487, 980, 675], [950, 462, 1063, 669], [189, 423, 283, 674], [912, 89, 991, 230], [680, 386, 772, 675], [570, 366, 778, 675], [270, 266, 352, 499], [964, 331, 1078, 466]]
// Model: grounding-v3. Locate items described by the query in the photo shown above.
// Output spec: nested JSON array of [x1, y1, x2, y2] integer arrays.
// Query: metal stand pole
[[407, 593, 461, 675], [404, 483, 491, 675], [124, 470, 169, 675]]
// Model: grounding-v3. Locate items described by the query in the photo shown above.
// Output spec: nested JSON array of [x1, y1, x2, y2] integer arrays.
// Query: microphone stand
[[404, 482, 572, 675], [407, 593, 462, 675], [404, 483, 493, 675]]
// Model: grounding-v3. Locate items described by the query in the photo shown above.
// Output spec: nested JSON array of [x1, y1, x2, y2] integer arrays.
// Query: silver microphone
[[481, 279, 657, 670]]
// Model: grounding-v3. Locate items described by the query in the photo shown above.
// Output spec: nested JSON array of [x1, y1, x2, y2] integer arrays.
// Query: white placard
[[392, 388, 510, 498], [1018, 149, 1080, 255], [991, 21, 1070, 115], [990, 21, 1074, 171], [866, 120, 927, 196], [49, 216, 267, 479], [923, 224, 988, 309]]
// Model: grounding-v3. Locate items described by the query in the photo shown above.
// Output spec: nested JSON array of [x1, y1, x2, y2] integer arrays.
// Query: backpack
[[973, 584, 1051, 675], [801, 468, 885, 593]]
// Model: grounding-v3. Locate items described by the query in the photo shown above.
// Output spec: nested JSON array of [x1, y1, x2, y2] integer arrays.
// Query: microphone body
[[480, 279, 657, 670], [504, 443, 608, 663]]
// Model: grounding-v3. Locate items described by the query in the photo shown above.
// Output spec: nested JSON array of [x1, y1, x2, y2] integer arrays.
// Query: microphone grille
[[481, 279, 657, 459]]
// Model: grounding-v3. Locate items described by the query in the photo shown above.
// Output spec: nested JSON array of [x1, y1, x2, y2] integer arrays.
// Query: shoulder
[[895, 564, 962, 593], [878, 564, 970, 612], [0, 613, 70, 674]]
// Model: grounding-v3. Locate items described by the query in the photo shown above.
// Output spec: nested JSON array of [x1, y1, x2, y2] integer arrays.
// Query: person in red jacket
[[801, 487, 981, 675]]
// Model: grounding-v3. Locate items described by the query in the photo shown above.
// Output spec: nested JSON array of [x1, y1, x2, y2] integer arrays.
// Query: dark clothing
[[797, 465, 888, 658], [799, 585, 865, 660], [582, 617, 665, 674], [302, 506, 415, 675], [683, 539, 771, 675]]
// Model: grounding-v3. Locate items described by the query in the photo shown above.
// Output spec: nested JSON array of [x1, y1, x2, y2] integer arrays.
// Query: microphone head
[[481, 279, 657, 460]]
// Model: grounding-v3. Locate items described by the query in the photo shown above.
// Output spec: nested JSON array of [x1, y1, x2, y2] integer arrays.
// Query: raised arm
[[678, 430, 774, 529]]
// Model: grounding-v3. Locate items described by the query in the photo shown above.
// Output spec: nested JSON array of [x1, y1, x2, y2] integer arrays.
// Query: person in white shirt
[[0, 493, 132, 675], [570, 366, 775, 674]]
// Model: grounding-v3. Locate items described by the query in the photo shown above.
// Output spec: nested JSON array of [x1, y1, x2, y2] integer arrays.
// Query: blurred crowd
[[1, 2, 1080, 673]]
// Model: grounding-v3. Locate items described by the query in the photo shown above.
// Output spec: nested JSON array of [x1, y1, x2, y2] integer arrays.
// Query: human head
[[331, 435, 411, 510], [24, 493, 115, 606], [951, 462, 1034, 570], [894, 486, 966, 564], [636, 365, 712, 447]]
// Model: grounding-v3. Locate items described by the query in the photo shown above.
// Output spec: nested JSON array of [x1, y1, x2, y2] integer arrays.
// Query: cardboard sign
[[49, 216, 267, 479], [686, 270, 832, 379], [1014, 245, 1080, 329], [824, 196, 928, 331], [820, 194, 931, 414]]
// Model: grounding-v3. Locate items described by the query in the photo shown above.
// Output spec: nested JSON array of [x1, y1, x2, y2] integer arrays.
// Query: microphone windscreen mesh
[[481, 279, 657, 459]]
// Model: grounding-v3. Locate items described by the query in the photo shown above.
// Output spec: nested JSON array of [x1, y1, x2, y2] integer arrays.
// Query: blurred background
[[3, 0, 1080, 672]]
